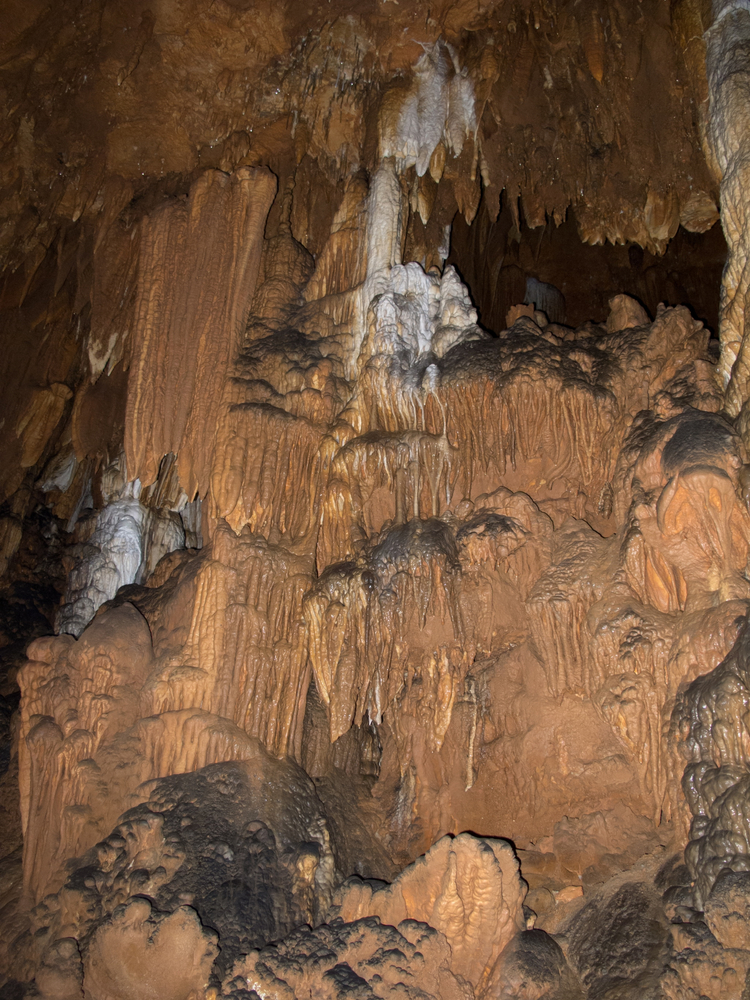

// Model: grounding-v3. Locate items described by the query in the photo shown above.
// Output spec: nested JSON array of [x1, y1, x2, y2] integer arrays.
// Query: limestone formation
[[6, 1, 750, 997], [83, 901, 218, 1000], [707, 0, 750, 413], [227, 918, 466, 1000], [334, 834, 525, 990], [124, 168, 277, 499]]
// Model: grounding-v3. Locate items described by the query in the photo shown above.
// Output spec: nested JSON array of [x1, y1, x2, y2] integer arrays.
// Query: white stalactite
[[379, 40, 476, 175], [56, 480, 185, 637]]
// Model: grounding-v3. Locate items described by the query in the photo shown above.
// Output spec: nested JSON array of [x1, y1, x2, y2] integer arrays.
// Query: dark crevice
[[447, 191, 727, 334]]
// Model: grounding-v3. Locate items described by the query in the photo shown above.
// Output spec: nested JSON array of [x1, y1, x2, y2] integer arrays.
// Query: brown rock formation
[[335, 834, 525, 990], [7, 1, 750, 997], [125, 168, 277, 499], [83, 901, 218, 1000]]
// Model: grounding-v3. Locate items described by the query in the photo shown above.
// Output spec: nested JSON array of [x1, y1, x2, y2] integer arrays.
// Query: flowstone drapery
[[5, 4, 750, 998]]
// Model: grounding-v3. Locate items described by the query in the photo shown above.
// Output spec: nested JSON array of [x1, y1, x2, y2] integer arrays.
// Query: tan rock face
[[335, 834, 525, 990], [5, 3, 750, 997], [125, 168, 277, 499], [83, 901, 218, 1000]]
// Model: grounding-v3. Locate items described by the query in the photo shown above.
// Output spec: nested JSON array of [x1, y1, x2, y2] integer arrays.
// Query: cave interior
[[3, 1, 750, 998]]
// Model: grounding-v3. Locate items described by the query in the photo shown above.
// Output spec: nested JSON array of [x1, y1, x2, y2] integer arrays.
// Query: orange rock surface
[[4, 1, 750, 997]]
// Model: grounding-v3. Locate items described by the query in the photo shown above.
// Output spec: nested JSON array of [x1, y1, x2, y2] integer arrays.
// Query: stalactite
[[125, 168, 277, 499]]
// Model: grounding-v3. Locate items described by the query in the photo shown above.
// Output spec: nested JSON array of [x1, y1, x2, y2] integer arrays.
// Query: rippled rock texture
[[5, 1, 750, 998]]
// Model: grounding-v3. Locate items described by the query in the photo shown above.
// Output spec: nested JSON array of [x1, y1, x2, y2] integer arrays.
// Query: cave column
[[707, 0, 750, 416]]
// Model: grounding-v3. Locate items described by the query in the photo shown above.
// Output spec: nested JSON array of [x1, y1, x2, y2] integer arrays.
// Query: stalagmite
[[334, 834, 525, 990]]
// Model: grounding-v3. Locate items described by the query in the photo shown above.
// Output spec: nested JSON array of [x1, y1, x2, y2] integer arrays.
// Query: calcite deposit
[[5, 0, 750, 998]]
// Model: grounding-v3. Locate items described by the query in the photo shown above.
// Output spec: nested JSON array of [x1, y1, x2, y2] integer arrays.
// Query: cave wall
[[4, 2, 750, 999]]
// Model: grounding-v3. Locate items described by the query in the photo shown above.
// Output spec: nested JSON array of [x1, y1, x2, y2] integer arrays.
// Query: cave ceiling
[[0, 0, 716, 268]]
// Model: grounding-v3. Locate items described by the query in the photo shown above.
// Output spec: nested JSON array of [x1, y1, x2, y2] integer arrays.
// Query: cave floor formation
[[4, 2, 750, 999]]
